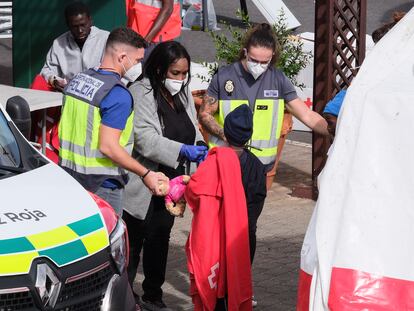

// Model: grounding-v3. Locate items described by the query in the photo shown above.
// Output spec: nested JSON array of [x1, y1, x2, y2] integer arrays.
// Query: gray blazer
[[123, 78, 204, 219]]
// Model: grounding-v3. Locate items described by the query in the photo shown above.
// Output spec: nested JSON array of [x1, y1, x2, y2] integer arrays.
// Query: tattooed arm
[[198, 94, 226, 141]]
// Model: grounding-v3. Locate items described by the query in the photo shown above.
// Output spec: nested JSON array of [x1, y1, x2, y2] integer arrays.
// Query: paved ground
[[131, 141, 315, 311]]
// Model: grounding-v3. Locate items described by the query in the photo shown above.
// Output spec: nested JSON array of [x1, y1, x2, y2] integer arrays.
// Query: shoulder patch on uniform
[[224, 80, 234, 94], [264, 90, 278, 98]]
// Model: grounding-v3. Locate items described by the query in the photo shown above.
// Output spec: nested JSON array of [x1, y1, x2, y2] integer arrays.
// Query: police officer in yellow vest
[[200, 23, 330, 180], [59, 27, 168, 216]]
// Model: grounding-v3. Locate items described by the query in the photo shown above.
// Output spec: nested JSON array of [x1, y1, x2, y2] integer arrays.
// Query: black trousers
[[247, 200, 265, 264], [215, 298, 227, 311], [123, 196, 175, 301]]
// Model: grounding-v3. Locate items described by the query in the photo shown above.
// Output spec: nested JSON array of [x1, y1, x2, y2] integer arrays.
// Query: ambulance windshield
[[0, 109, 47, 179], [0, 110, 21, 169]]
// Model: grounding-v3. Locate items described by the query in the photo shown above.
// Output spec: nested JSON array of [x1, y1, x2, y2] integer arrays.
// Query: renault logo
[[35, 263, 62, 308]]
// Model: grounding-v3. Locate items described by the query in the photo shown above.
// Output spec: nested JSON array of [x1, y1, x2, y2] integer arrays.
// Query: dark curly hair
[[64, 1, 90, 23]]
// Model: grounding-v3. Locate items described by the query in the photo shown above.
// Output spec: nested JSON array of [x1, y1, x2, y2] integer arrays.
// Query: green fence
[[13, 0, 126, 87]]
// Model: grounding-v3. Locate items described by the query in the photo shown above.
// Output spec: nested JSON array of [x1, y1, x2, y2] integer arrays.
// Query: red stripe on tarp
[[328, 267, 414, 310], [297, 269, 312, 311]]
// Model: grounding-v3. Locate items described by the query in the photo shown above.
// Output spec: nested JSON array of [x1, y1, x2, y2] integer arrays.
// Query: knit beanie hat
[[224, 105, 253, 147]]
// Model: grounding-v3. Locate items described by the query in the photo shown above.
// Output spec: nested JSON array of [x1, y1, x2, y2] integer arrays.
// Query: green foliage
[[210, 9, 248, 66], [206, 10, 312, 88]]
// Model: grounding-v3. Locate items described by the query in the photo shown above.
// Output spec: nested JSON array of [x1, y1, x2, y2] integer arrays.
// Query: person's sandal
[[252, 296, 258, 308]]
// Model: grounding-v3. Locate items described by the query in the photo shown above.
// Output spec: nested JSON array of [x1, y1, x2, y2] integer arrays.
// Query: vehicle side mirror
[[6, 96, 31, 140]]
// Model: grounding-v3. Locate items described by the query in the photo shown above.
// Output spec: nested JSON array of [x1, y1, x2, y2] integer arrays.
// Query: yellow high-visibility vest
[[59, 69, 134, 185], [209, 99, 284, 165]]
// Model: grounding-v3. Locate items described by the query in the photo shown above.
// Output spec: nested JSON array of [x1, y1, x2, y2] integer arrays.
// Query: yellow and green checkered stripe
[[0, 213, 109, 276]]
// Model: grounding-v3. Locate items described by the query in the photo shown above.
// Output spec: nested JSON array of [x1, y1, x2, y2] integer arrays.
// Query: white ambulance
[[0, 85, 135, 311]]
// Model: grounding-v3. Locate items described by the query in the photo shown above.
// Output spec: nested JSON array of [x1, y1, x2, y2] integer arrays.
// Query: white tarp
[[298, 7, 414, 310], [0, 84, 62, 111], [251, 0, 301, 30]]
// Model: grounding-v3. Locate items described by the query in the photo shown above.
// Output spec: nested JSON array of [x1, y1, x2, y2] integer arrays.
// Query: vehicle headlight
[[109, 219, 128, 274]]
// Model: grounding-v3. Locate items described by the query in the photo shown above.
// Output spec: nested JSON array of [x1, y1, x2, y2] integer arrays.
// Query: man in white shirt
[[30, 1, 109, 163], [39, 1, 109, 91]]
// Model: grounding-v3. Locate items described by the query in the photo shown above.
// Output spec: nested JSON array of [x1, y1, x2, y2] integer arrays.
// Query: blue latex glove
[[180, 145, 208, 163], [324, 89, 346, 116]]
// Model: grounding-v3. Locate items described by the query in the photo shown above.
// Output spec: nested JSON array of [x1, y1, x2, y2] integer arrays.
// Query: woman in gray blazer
[[123, 41, 206, 311]]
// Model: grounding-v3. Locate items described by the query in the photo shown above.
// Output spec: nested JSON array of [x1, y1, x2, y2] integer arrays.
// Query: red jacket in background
[[125, 0, 181, 43], [185, 147, 252, 311]]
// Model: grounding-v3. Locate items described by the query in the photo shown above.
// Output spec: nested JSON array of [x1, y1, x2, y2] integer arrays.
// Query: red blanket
[[185, 147, 252, 311], [30, 74, 60, 163]]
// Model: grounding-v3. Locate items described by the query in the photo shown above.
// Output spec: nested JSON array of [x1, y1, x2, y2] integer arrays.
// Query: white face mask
[[121, 56, 142, 82], [246, 60, 269, 80], [164, 78, 184, 96]]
